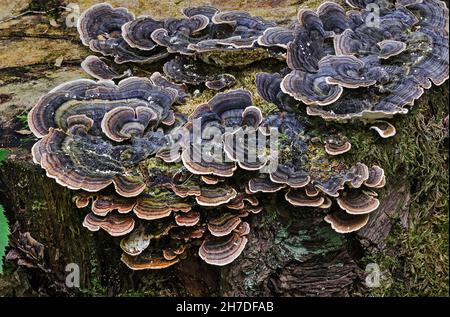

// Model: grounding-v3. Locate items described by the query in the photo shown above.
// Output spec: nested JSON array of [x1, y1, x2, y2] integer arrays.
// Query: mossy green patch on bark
[[275, 225, 344, 261], [355, 85, 449, 297]]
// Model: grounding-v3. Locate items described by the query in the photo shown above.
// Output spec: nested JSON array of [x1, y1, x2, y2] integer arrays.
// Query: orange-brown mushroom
[[82, 212, 135, 237], [363, 165, 386, 188], [121, 251, 179, 270], [337, 190, 380, 214], [175, 211, 201, 227], [198, 232, 248, 266], [324, 210, 370, 234], [285, 189, 325, 207]]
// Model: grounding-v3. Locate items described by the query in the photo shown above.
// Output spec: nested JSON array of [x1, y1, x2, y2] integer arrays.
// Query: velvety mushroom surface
[[27, 0, 448, 270]]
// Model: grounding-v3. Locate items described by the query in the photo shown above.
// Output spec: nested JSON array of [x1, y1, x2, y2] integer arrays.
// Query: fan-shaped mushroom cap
[[256, 72, 297, 112], [113, 175, 147, 197], [211, 10, 276, 36], [175, 210, 201, 227], [201, 175, 220, 185], [78, 3, 169, 64], [319, 197, 333, 209], [90, 38, 170, 64], [168, 8, 276, 55], [313, 175, 346, 198], [122, 16, 163, 51], [283, 54, 378, 106], [209, 89, 254, 127], [77, 3, 134, 47], [181, 89, 257, 177], [257, 27, 295, 49], [163, 244, 187, 261], [337, 189, 380, 214], [149, 72, 189, 104], [285, 189, 325, 207], [247, 176, 286, 193], [226, 193, 259, 210], [378, 40, 407, 59], [400, 0, 449, 30], [181, 146, 237, 177], [101, 106, 158, 142], [288, 8, 331, 73], [83, 212, 135, 237], [81, 55, 128, 80], [134, 189, 191, 220], [281, 70, 344, 106], [34, 128, 148, 194], [333, 29, 363, 56], [347, 163, 370, 188], [172, 177, 202, 198], [370, 120, 397, 138], [234, 221, 251, 236], [364, 165, 385, 188], [28, 77, 177, 138], [74, 194, 91, 209], [121, 250, 179, 270], [320, 55, 376, 88], [207, 210, 248, 237], [171, 226, 206, 241], [325, 140, 352, 156], [92, 195, 135, 216], [223, 127, 269, 171], [305, 183, 320, 197], [324, 210, 370, 233], [312, 163, 369, 196], [305, 81, 414, 122], [196, 185, 237, 206], [269, 165, 311, 188], [317, 1, 349, 34], [150, 16, 210, 55], [280, 0, 449, 123], [198, 232, 248, 266]]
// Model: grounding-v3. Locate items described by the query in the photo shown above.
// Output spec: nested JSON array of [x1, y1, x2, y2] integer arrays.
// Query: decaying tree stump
[[0, 0, 448, 297]]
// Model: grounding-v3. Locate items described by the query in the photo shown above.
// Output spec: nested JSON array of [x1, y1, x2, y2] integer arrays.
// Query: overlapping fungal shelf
[[28, 0, 448, 269], [279, 0, 449, 129]]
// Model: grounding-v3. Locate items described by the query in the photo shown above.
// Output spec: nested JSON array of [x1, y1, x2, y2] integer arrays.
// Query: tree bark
[[0, 0, 448, 297]]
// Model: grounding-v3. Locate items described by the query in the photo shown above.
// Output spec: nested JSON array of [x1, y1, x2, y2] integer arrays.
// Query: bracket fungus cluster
[[276, 0, 449, 134], [77, 3, 283, 68], [27, 0, 448, 269]]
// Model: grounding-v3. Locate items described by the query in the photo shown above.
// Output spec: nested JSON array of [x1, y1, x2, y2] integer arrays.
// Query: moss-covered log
[[0, 0, 448, 297]]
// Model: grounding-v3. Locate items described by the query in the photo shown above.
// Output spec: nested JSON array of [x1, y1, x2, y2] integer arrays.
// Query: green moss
[[198, 49, 273, 67], [78, 256, 108, 296], [31, 201, 47, 212], [173, 59, 286, 117], [353, 86, 449, 296], [255, 205, 280, 229], [275, 224, 343, 261], [142, 157, 182, 173]]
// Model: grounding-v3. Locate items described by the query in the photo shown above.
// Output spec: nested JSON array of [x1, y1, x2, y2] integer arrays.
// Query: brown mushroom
[[198, 232, 248, 266], [82, 212, 135, 237]]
